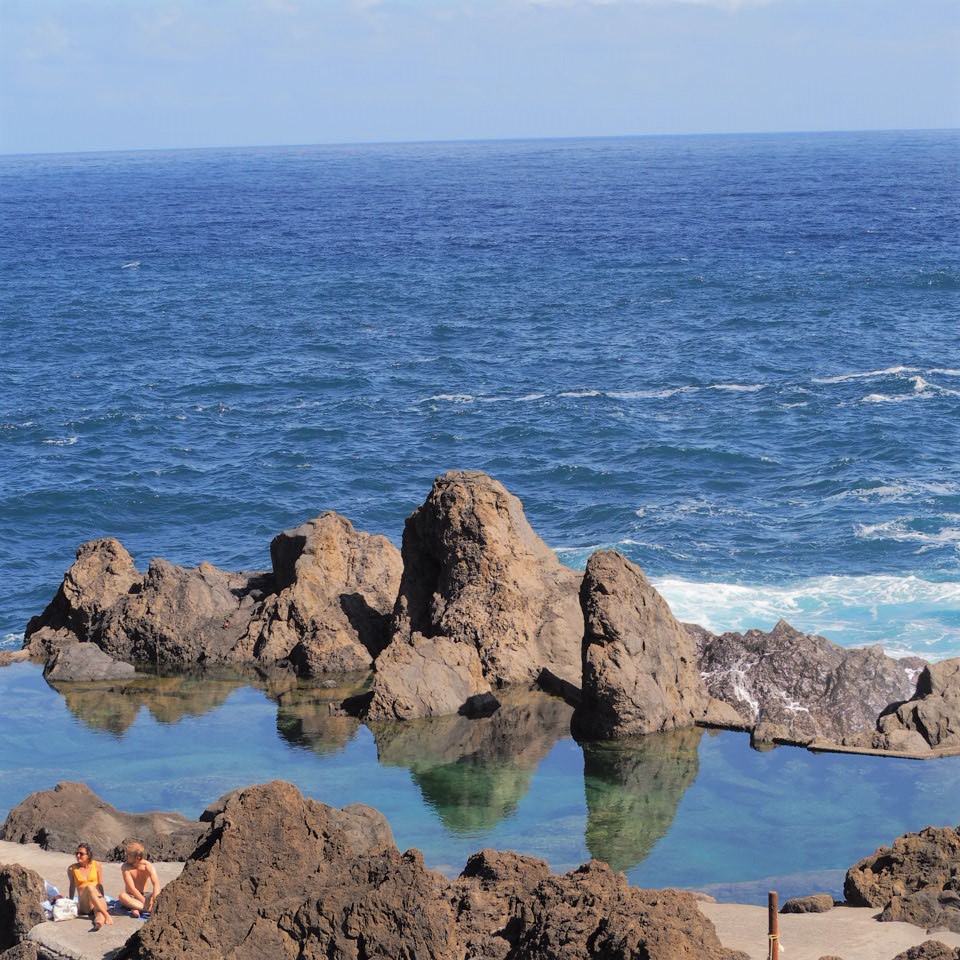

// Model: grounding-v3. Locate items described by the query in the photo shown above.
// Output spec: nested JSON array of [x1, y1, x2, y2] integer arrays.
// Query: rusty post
[[767, 890, 779, 960]]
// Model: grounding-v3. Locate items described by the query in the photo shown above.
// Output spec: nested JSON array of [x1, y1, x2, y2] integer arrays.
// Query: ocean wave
[[1, 632, 23, 650], [41, 436, 78, 446], [827, 480, 959, 502], [929, 368, 960, 377], [558, 390, 603, 398], [418, 394, 475, 404], [854, 517, 960, 550], [861, 375, 960, 403], [813, 365, 920, 384], [652, 573, 960, 660], [709, 383, 764, 393]]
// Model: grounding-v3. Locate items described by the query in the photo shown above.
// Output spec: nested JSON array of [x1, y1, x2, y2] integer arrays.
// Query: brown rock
[[0, 864, 46, 950], [389, 471, 584, 689], [891, 943, 960, 960], [697, 619, 920, 745], [844, 824, 960, 908], [0, 651, 29, 668], [246, 512, 402, 675], [119, 780, 744, 960], [880, 890, 960, 933], [43, 642, 136, 682], [780, 893, 835, 913], [0, 782, 202, 862], [575, 550, 709, 739], [879, 658, 960, 750], [365, 633, 498, 720], [120, 781, 449, 960], [0, 943, 41, 960]]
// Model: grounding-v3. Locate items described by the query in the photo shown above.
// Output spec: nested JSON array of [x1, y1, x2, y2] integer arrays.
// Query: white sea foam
[[709, 383, 764, 392], [1, 632, 24, 650], [827, 480, 959, 502], [854, 518, 960, 549], [813, 365, 920, 384], [651, 573, 960, 660], [41, 436, 78, 445], [121, 261, 141, 269], [558, 390, 603, 398], [419, 394, 475, 403], [929, 368, 960, 377]]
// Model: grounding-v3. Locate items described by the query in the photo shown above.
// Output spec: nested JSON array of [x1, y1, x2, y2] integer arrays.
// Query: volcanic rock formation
[[0, 782, 203, 862], [43, 642, 136, 682], [845, 824, 960, 933], [117, 780, 745, 960], [24, 513, 401, 678], [368, 471, 584, 719], [575, 550, 712, 738], [877, 658, 960, 751], [0, 864, 45, 952], [695, 619, 922, 746]]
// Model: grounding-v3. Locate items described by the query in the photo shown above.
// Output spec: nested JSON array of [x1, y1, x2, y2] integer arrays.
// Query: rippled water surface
[[2, 130, 958, 656], [1, 133, 958, 898], [1, 663, 958, 904]]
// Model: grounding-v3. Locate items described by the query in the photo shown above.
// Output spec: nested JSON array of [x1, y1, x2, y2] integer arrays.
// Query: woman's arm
[[67, 867, 76, 900]]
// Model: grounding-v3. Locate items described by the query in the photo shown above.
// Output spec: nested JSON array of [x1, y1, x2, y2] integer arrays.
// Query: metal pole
[[768, 890, 779, 960]]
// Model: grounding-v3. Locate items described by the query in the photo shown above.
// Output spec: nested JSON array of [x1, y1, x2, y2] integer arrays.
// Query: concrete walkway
[[702, 901, 960, 960], [0, 841, 182, 960]]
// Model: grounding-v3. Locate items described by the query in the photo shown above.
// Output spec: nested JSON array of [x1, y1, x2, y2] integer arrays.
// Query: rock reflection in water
[[275, 677, 367, 757], [370, 689, 573, 834], [583, 727, 702, 873], [49, 669, 255, 736]]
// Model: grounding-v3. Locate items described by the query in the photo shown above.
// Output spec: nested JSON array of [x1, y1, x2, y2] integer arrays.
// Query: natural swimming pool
[[1, 660, 957, 905]]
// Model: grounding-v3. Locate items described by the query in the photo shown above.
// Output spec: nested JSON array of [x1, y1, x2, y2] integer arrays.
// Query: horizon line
[[2, 124, 957, 160]]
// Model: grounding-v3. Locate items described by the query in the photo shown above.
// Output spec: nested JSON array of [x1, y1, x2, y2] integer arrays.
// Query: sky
[[0, 0, 958, 154]]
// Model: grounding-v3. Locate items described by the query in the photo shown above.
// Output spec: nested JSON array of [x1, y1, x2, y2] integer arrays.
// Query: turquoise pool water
[[1, 660, 957, 904]]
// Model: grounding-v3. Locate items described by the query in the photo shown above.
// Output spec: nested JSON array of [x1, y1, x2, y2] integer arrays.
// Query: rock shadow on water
[[369, 688, 574, 834], [583, 726, 702, 873]]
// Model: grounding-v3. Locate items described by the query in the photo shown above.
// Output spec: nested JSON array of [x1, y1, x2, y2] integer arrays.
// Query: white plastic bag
[[52, 898, 79, 922]]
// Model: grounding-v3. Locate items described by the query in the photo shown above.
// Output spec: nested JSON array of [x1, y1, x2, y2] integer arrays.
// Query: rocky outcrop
[[42, 642, 136, 682], [696, 619, 922, 746], [119, 780, 745, 960], [24, 513, 401, 678], [877, 659, 960, 751], [0, 943, 40, 960], [386, 471, 584, 692], [0, 651, 29, 668], [242, 512, 402, 675], [0, 782, 203, 862], [780, 893, 834, 913], [0, 865, 45, 951], [575, 550, 711, 738], [892, 943, 960, 960], [366, 634, 498, 720], [845, 825, 960, 933]]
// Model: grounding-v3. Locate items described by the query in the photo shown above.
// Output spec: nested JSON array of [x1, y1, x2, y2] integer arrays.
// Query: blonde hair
[[125, 841, 145, 860]]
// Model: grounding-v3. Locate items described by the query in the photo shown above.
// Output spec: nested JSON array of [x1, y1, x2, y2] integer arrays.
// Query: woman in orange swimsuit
[[67, 843, 113, 930]]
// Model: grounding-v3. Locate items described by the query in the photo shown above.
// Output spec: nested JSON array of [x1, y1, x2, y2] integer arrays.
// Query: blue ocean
[[1, 130, 958, 900]]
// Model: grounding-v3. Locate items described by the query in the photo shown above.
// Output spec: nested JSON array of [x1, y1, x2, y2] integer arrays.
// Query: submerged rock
[[696, 619, 921, 745], [42, 642, 136, 682], [0, 864, 46, 951], [575, 550, 710, 738], [387, 471, 584, 690], [118, 779, 745, 960], [0, 781, 203, 862]]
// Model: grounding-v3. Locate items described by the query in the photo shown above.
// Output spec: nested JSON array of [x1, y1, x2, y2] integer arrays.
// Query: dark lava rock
[[0, 864, 46, 950], [891, 943, 960, 960], [0, 781, 203, 862], [0, 943, 41, 960], [575, 550, 710, 738], [119, 780, 746, 960], [42, 642, 136, 682], [24, 513, 400, 679], [385, 471, 584, 692], [880, 890, 960, 934], [879, 658, 960, 751], [696, 618, 921, 745], [780, 893, 835, 913], [845, 825, 960, 908]]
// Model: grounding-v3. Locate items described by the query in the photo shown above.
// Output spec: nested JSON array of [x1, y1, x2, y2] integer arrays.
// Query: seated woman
[[67, 843, 113, 930]]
